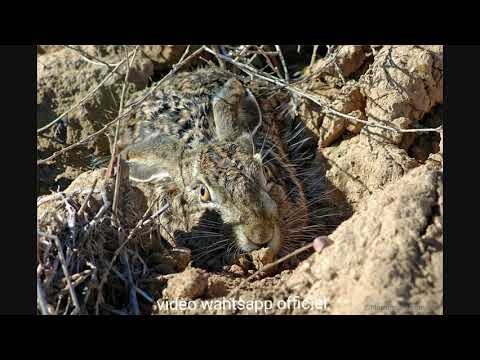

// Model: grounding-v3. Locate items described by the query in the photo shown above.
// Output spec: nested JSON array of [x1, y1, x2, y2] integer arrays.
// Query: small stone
[[162, 268, 208, 300], [250, 247, 275, 270], [237, 255, 252, 271], [170, 247, 192, 272], [228, 264, 246, 276], [207, 276, 228, 298]]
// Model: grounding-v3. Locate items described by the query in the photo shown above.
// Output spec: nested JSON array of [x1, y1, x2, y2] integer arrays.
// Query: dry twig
[[275, 45, 289, 82], [36, 265, 50, 315], [106, 45, 139, 180], [204, 47, 441, 134], [63, 45, 120, 68], [228, 236, 332, 297], [37, 45, 200, 165], [40, 231, 82, 314], [309, 45, 319, 67], [77, 178, 98, 217]]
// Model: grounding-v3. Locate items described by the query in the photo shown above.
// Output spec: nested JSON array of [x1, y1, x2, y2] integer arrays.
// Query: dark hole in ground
[[407, 105, 443, 162]]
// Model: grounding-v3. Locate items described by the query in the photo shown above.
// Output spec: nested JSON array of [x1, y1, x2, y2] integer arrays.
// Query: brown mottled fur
[[117, 67, 332, 270]]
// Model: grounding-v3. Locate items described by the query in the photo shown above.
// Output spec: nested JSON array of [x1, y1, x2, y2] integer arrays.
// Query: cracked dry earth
[[37, 45, 443, 315]]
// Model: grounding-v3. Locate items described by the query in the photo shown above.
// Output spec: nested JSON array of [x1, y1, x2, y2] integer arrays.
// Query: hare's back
[[119, 68, 237, 149]]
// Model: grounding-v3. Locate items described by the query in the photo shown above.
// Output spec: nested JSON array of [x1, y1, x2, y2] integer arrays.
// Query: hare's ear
[[212, 78, 259, 141], [120, 136, 181, 184]]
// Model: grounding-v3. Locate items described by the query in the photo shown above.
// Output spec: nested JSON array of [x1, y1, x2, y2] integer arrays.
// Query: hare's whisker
[[193, 246, 228, 261], [193, 229, 223, 235], [259, 127, 272, 155], [285, 126, 304, 144], [192, 239, 229, 253], [190, 235, 223, 240], [288, 137, 311, 151], [192, 227, 223, 233]]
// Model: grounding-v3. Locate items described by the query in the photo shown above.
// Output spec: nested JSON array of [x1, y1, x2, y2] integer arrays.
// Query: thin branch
[[246, 44, 264, 65], [121, 251, 140, 315], [275, 45, 289, 82], [36, 265, 50, 315], [95, 201, 169, 314], [246, 88, 263, 137], [77, 178, 98, 217], [204, 47, 441, 134], [233, 45, 251, 61], [109, 265, 154, 303], [256, 45, 283, 79], [111, 157, 123, 220], [92, 184, 111, 222], [104, 45, 142, 315], [228, 236, 332, 297], [328, 45, 346, 84], [210, 45, 225, 69], [41, 231, 82, 314], [309, 45, 319, 67], [109, 46, 139, 223], [295, 45, 341, 86], [59, 270, 93, 295], [139, 203, 171, 228], [63, 45, 119, 68], [37, 188, 102, 207], [106, 45, 139, 180], [37, 45, 201, 165]]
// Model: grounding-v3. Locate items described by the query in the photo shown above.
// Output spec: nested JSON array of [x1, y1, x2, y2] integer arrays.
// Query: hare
[[116, 67, 333, 270]]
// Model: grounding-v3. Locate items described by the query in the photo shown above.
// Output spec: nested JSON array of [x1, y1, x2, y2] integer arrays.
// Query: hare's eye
[[199, 185, 211, 202]]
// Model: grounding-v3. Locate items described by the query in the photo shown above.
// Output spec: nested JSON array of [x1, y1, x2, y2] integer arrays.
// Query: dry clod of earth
[[321, 133, 420, 211], [235, 247, 277, 275], [140, 45, 190, 71], [285, 165, 443, 314], [300, 45, 442, 151], [162, 267, 209, 300], [207, 275, 229, 298], [148, 248, 192, 273], [306, 45, 368, 80], [317, 85, 367, 147], [250, 247, 276, 272], [362, 45, 443, 146], [299, 45, 369, 146]]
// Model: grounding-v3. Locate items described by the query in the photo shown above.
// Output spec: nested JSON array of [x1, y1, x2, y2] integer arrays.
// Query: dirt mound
[[36, 45, 443, 315], [284, 165, 443, 314]]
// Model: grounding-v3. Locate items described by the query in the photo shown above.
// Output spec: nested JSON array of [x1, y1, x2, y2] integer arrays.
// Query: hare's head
[[190, 136, 281, 253], [121, 78, 293, 261]]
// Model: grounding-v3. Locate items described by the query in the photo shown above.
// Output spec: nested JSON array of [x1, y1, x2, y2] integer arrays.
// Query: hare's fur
[[118, 67, 331, 270]]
